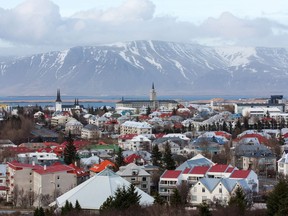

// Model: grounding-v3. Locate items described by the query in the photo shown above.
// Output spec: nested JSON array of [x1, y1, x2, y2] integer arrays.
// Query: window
[[193, 187, 197, 192], [202, 196, 207, 201], [142, 177, 146, 181], [202, 187, 205, 193], [57, 176, 60, 180], [142, 184, 147, 189], [57, 184, 60, 188], [191, 195, 197, 201], [131, 177, 136, 181], [219, 188, 222, 193]]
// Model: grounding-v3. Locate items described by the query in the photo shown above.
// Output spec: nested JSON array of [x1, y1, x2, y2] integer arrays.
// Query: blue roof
[[176, 158, 213, 171]]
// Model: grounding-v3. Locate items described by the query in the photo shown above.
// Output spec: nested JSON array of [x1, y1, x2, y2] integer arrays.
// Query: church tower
[[55, 89, 62, 112], [150, 82, 157, 101]]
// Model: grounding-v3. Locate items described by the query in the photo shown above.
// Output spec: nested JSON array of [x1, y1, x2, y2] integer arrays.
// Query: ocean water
[[0, 94, 268, 108]]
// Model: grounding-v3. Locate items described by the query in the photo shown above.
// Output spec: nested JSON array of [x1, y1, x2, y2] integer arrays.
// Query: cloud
[[0, 0, 288, 55]]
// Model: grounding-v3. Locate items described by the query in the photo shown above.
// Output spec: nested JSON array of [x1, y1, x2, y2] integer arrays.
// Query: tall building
[[55, 89, 62, 112], [150, 82, 156, 101]]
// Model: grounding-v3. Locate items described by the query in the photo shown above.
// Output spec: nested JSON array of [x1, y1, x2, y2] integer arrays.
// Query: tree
[[228, 187, 250, 215], [75, 200, 82, 211], [63, 132, 77, 165], [198, 201, 212, 216], [100, 184, 141, 212], [153, 192, 166, 205], [266, 177, 288, 216], [115, 147, 125, 169], [151, 144, 162, 167], [162, 142, 176, 170], [170, 188, 182, 207], [146, 106, 152, 116]]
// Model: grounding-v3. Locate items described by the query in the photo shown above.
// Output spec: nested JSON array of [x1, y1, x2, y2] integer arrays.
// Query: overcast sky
[[0, 0, 287, 56]]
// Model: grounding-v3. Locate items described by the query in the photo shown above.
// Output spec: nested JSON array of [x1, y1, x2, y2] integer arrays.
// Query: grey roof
[[176, 157, 214, 171], [116, 163, 150, 176], [235, 143, 274, 157], [118, 100, 178, 104], [83, 124, 99, 131], [200, 178, 220, 192]]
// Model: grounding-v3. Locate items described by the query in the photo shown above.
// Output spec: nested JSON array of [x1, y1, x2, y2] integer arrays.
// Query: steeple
[[150, 82, 156, 101], [56, 89, 62, 102]]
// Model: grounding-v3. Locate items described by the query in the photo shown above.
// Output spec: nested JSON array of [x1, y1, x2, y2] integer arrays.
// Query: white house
[[128, 135, 152, 151], [278, 152, 288, 176], [159, 170, 182, 201], [65, 119, 83, 135], [120, 121, 152, 135], [190, 178, 251, 205]]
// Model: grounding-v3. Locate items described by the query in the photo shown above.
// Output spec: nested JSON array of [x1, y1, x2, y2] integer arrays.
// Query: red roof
[[7, 161, 42, 170], [37, 147, 53, 153], [154, 133, 165, 138], [118, 134, 137, 140], [6, 147, 33, 154], [43, 142, 59, 147], [215, 131, 231, 139], [230, 170, 251, 179], [236, 133, 269, 145], [68, 164, 89, 177], [208, 164, 230, 173], [34, 164, 74, 175], [124, 154, 143, 164], [61, 140, 91, 149], [226, 167, 235, 173], [182, 168, 192, 174], [161, 170, 182, 179], [90, 160, 116, 173], [190, 166, 210, 175]]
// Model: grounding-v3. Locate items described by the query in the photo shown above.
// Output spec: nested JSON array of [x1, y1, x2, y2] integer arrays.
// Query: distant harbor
[[0, 95, 273, 108]]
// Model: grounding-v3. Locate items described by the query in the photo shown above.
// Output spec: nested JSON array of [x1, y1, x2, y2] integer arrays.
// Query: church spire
[[152, 82, 155, 90], [56, 89, 62, 102]]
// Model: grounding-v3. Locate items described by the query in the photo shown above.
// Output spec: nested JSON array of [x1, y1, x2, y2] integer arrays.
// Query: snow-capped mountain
[[0, 40, 288, 96]]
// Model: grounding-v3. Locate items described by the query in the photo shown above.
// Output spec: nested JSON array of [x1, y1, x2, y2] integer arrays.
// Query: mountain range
[[0, 40, 288, 97]]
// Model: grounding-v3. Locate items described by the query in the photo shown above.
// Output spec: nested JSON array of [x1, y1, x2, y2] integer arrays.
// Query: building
[[55, 168, 154, 211], [116, 163, 151, 194], [55, 89, 62, 112], [81, 124, 99, 140], [120, 121, 152, 135], [17, 152, 59, 165], [159, 170, 182, 201], [116, 84, 178, 111], [189, 178, 251, 205], [277, 152, 288, 176]]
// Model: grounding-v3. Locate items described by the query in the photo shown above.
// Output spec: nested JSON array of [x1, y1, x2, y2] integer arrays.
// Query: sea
[[0, 94, 269, 109]]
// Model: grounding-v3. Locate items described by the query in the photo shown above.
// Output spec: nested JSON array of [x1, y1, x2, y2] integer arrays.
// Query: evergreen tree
[[198, 201, 212, 216], [222, 121, 228, 132], [228, 187, 249, 215], [115, 147, 125, 169], [33, 208, 39, 216], [38, 207, 45, 216], [75, 200, 82, 211], [146, 106, 151, 116], [153, 192, 166, 205], [100, 184, 141, 212], [63, 132, 77, 165], [151, 144, 162, 167], [267, 177, 288, 216], [243, 117, 249, 130], [170, 188, 182, 207], [162, 142, 176, 170]]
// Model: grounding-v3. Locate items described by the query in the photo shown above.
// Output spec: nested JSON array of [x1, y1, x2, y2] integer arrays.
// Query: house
[[65, 119, 83, 135], [189, 178, 251, 205], [206, 164, 233, 179], [176, 154, 214, 171], [17, 152, 59, 165], [54, 168, 154, 211], [0, 164, 7, 199], [81, 124, 99, 140], [277, 152, 288, 176], [116, 163, 151, 194], [230, 169, 259, 193], [128, 135, 152, 151], [120, 121, 152, 135], [159, 170, 182, 201], [158, 141, 180, 154], [89, 160, 116, 176], [232, 142, 276, 172]]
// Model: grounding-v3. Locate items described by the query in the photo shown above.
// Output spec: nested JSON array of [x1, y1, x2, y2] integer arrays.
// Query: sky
[[0, 0, 287, 56]]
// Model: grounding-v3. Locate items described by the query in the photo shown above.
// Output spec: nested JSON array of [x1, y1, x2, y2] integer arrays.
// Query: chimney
[[44, 165, 47, 170], [32, 161, 35, 166]]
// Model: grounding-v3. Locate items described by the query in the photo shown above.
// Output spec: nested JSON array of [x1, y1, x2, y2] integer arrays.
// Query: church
[[116, 83, 178, 111], [55, 89, 84, 113]]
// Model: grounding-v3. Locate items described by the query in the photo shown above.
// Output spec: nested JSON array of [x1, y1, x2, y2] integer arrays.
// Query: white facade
[[120, 121, 152, 135], [65, 119, 83, 135]]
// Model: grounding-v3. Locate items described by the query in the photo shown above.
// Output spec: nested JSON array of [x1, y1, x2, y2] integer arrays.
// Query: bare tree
[[177, 181, 190, 204], [41, 194, 53, 207], [12, 185, 19, 207]]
